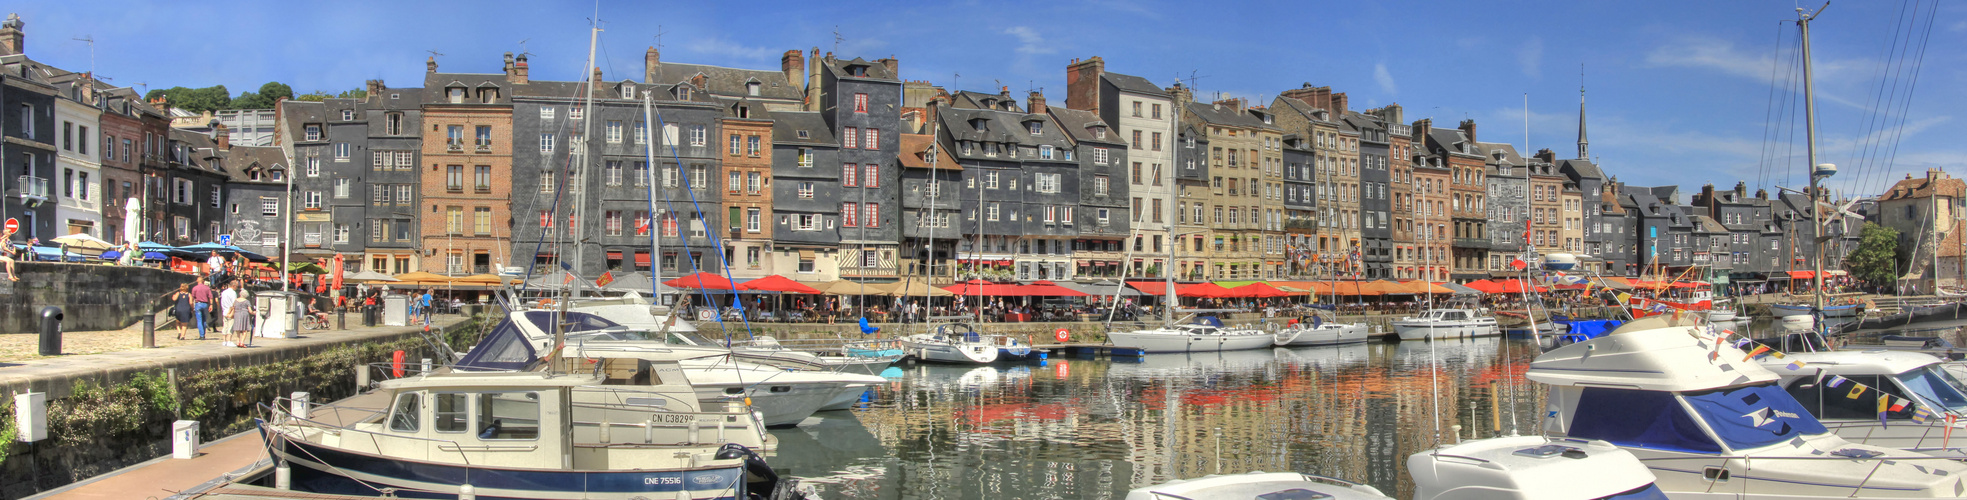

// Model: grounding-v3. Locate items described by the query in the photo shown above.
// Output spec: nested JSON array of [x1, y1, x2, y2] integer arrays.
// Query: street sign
[[2, 218, 16, 234], [218, 234, 232, 246]]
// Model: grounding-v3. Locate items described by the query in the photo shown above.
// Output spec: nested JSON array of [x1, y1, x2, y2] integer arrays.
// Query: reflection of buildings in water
[[828, 340, 1545, 498]]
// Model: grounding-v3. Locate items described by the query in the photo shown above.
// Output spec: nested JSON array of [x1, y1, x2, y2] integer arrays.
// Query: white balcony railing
[[18, 176, 50, 201]]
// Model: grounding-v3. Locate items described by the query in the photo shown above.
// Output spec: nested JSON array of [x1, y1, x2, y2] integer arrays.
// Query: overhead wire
[[1871, 0, 1940, 197], [1846, 0, 1920, 195]]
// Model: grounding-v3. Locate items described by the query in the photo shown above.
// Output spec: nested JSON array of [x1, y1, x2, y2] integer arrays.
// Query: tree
[[335, 87, 367, 100], [1843, 222, 1900, 287], [230, 91, 273, 110], [147, 85, 231, 113], [257, 82, 294, 102]]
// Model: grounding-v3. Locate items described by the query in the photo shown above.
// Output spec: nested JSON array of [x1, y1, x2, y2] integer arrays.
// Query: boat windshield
[[1895, 366, 1967, 412], [1680, 383, 1828, 450]]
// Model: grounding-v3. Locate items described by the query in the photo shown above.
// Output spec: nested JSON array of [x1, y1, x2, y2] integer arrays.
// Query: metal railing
[[17, 176, 49, 200]]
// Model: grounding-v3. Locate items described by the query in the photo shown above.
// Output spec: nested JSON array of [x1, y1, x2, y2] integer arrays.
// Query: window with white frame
[[540, 133, 555, 153], [540, 107, 555, 120], [689, 126, 706, 146], [606, 121, 623, 143], [261, 197, 279, 217], [304, 191, 322, 209]]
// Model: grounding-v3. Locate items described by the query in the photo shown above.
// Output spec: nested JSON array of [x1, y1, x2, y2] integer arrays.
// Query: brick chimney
[[503, 52, 514, 78], [1280, 83, 1332, 111], [1413, 118, 1432, 149], [426, 56, 437, 73], [1167, 82, 1192, 106], [591, 66, 605, 94], [781, 49, 804, 91], [645, 47, 661, 85], [1734, 181, 1747, 198], [877, 56, 898, 79], [1064, 56, 1104, 113], [1026, 90, 1047, 115], [364, 79, 385, 103], [1458, 119, 1477, 144], [0, 14, 22, 57], [1534, 148, 1556, 165], [806, 47, 822, 112], [215, 123, 231, 150], [1213, 97, 1246, 111], [510, 53, 529, 84]]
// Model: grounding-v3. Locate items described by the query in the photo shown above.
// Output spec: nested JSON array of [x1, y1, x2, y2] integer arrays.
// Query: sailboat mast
[[1799, 4, 1828, 313], [642, 91, 663, 303], [572, 24, 601, 296]]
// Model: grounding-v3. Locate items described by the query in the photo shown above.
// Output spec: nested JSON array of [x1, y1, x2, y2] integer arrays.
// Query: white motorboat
[[1391, 308, 1498, 341], [571, 300, 900, 373], [1528, 314, 1967, 498], [1271, 310, 1369, 347], [1124, 472, 1390, 500], [481, 310, 882, 427], [1706, 299, 1739, 322], [1408, 435, 1665, 500], [1108, 317, 1277, 354], [898, 323, 1001, 364], [261, 368, 803, 499], [1755, 350, 1967, 456], [1780, 314, 1815, 331]]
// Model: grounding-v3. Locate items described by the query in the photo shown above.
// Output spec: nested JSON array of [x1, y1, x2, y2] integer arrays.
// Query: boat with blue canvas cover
[[1528, 314, 1967, 498]]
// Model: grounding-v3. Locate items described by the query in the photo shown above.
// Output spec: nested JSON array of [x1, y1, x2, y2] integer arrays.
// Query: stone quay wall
[[0, 262, 195, 334]]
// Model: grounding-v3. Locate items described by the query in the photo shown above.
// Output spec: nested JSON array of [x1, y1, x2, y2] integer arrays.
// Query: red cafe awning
[[1127, 280, 1172, 296], [1178, 283, 1234, 298], [664, 272, 739, 290], [635, 252, 651, 266], [739, 274, 822, 294], [1018, 280, 1090, 297], [1789, 271, 1816, 280]]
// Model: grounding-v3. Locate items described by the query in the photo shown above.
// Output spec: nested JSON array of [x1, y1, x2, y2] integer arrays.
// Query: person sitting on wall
[[0, 227, 16, 281]]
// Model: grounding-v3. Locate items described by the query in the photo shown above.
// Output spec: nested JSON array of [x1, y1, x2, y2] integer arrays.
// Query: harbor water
[[768, 317, 1967, 499]]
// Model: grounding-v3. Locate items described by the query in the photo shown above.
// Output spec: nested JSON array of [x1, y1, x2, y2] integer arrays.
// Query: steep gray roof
[[1102, 72, 1166, 97], [421, 73, 511, 104], [1475, 142, 1525, 166], [1427, 128, 1481, 157], [648, 62, 802, 101], [1046, 107, 1125, 146], [223, 146, 289, 183], [1557, 158, 1605, 181], [1271, 98, 1335, 125], [937, 106, 1076, 159], [950, 90, 1023, 112], [821, 57, 899, 82], [1185, 102, 1275, 130], [1693, 215, 1728, 233], [771, 111, 836, 147]]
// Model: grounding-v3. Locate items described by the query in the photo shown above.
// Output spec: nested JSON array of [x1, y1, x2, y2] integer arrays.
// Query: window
[[798, 181, 815, 199], [304, 191, 323, 209], [689, 126, 706, 146], [474, 125, 492, 148], [607, 161, 624, 187], [747, 135, 760, 156], [387, 393, 421, 432], [854, 93, 869, 113], [797, 149, 814, 168], [1151, 132, 1162, 151], [865, 129, 880, 149], [260, 196, 279, 217], [842, 163, 857, 186], [540, 107, 556, 120], [843, 127, 858, 149], [729, 134, 742, 155], [334, 143, 350, 160], [475, 165, 492, 192], [746, 208, 761, 232], [1036, 173, 1060, 194], [1097, 208, 1111, 226], [727, 171, 741, 193], [866, 203, 881, 227], [1132, 130, 1142, 149], [1093, 148, 1108, 165], [842, 203, 858, 227], [604, 210, 623, 236], [864, 165, 879, 188], [986, 203, 1000, 221], [1094, 175, 1109, 196], [690, 165, 707, 191], [1151, 103, 1162, 119], [446, 165, 464, 191], [211, 186, 222, 208], [397, 185, 414, 205], [474, 207, 492, 235], [477, 392, 541, 440], [746, 171, 761, 193], [606, 120, 623, 143]]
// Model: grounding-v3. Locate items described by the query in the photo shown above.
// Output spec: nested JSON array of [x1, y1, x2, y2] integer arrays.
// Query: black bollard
[[143, 314, 156, 348], [337, 308, 346, 330], [38, 306, 63, 356]]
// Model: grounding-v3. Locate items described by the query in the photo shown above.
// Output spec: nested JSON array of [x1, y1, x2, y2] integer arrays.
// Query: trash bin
[[38, 306, 63, 356]]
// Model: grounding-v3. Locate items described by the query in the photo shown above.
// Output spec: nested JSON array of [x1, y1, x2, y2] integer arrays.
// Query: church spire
[[1577, 65, 1589, 160]]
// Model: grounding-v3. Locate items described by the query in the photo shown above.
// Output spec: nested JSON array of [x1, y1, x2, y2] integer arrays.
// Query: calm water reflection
[[770, 337, 1546, 499]]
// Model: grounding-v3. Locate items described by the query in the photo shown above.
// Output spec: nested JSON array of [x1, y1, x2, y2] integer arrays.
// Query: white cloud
[[686, 37, 774, 61], [1004, 26, 1056, 55], [1517, 37, 1543, 79], [1373, 62, 1397, 95], [1643, 35, 1773, 80]]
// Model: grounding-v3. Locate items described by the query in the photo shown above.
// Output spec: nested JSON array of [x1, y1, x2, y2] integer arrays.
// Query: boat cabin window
[[1440, 311, 1466, 321], [1895, 367, 1967, 411], [434, 393, 470, 433], [477, 391, 541, 441], [1785, 375, 1915, 421], [387, 393, 422, 433], [1565, 387, 1719, 453]]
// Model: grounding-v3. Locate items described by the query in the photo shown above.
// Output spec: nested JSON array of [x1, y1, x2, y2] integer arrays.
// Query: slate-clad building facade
[[1047, 102, 1133, 279], [815, 56, 903, 280], [769, 111, 842, 279], [940, 97, 1095, 281], [1346, 111, 1392, 279]]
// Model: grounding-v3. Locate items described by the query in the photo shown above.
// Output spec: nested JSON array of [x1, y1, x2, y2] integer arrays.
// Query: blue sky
[[12, 1, 1962, 198]]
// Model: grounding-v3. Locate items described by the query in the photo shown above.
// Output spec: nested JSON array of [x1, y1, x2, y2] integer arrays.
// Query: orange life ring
[[1055, 327, 1070, 343]]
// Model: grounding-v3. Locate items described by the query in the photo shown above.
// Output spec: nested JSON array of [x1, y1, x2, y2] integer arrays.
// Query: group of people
[[167, 273, 258, 347]]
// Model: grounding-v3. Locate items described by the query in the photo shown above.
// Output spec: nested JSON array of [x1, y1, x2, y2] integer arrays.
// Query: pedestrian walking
[[218, 278, 238, 330], [226, 283, 256, 348], [191, 277, 214, 340], [420, 289, 434, 325], [170, 283, 194, 340]]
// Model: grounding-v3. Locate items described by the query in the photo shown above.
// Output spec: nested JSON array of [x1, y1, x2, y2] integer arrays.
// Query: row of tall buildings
[[1, 14, 1890, 286]]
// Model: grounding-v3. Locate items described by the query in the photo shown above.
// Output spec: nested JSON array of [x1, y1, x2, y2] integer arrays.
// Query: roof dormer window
[[447, 87, 465, 103], [970, 118, 987, 132], [1093, 126, 1106, 139], [847, 65, 868, 77], [746, 82, 761, 96], [737, 105, 750, 119], [677, 86, 693, 100], [621, 83, 636, 99], [1027, 121, 1042, 135], [797, 130, 810, 139], [341, 110, 354, 121]]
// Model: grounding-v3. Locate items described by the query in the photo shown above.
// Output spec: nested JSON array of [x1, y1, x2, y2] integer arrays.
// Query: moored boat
[[1108, 317, 1277, 354], [1390, 308, 1498, 341]]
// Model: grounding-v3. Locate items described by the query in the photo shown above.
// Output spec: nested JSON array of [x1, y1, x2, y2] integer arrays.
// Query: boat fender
[[392, 350, 406, 378]]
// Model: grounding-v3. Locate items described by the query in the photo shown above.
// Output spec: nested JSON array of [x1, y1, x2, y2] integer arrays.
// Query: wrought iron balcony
[[17, 176, 50, 202]]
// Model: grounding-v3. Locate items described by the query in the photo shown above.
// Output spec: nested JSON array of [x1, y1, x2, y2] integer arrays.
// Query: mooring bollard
[[38, 306, 63, 356], [337, 308, 346, 330], [142, 314, 156, 348]]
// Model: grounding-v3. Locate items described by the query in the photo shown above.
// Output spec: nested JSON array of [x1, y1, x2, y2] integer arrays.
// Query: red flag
[[1510, 258, 1527, 270], [595, 271, 616, 287]]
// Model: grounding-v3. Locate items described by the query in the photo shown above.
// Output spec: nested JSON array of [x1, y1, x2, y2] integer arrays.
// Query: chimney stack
[[806, 47, 822, 112], [1167, 82, 1192, 106], [503, 52, 514, 77], [591, 66, 604, 94], [510, 53, 529, 84], [1331, 92, 1349, 115], [215, 123, 231, 151], [781, 49, 805, 92], [1026, 90, 1047, 115], [1458, 119, 1477, 144], [426, 56, 437, 73], [0, 14, 23, 57], [1734, 181, 1747, 197], [645, 47, 661, 85], [1534, 148, 1556, 165], [877, 57, 898, 79], [1064, 56, 1105, 113], [364, 79, 385, 103]]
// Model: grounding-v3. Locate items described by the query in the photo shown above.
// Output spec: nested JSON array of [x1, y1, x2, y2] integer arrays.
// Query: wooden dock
[[29, 430, 270, 500]]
